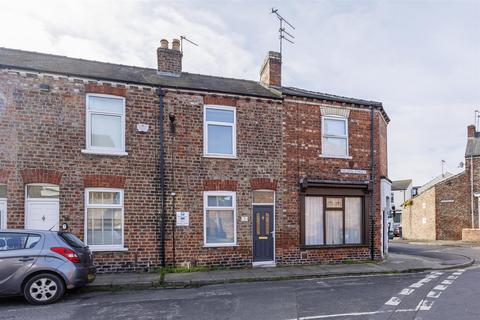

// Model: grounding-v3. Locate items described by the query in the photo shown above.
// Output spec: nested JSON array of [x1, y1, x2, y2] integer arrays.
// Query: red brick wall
[[279, 97, 385, 263], [0, 70, 161, 272], [161, 90, 284, 268]]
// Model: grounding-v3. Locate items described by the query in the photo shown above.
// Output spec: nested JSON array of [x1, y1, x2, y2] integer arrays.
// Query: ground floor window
[[304, 195, 364, 246], [0, 184, 6, 229], [204, 191, 236, 247], [85, 189, 124, 251]]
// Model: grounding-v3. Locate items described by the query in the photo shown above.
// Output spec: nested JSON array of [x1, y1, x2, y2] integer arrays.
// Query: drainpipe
[[156, 88, 166, 267], [471, 156, 475, 228], [169, 114, 177, 267], [369, 106, 376, 261]]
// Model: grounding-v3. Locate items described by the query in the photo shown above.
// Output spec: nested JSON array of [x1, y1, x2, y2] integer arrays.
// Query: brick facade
[[0, 48, 389, 271], [0, 70, 161, 272]]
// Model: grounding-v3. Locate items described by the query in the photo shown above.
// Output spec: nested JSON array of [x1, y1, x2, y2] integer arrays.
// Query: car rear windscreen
[[59, 232, 86, 248]]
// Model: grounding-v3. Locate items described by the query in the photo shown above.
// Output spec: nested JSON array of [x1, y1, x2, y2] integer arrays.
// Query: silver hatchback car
[[0, 229, 96, 304]]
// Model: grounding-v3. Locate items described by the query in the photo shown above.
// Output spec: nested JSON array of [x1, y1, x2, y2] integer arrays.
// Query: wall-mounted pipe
[[156, 88, 166, 267]]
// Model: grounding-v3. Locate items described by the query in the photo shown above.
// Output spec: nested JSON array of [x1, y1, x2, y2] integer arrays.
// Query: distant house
[[402, 125, 479, 241], [391, 179, 413, 225]]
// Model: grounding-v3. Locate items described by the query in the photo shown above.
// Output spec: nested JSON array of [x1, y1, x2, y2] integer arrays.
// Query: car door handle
[[19, 257, 34, 262]]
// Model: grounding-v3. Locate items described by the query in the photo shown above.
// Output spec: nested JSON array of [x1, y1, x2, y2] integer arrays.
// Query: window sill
[[89, 246, 128, 252], [301, 244, 368, 250], [203, 154, 237, 160], [203, 243, 237, 248], [81, 149, 128, 156], [319, 154, 352, 160]]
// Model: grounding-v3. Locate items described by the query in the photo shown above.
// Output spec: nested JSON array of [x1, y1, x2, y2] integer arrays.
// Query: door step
[[252, 261, 276, 268]]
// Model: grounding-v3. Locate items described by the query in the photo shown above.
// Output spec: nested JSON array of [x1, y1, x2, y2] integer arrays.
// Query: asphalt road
[[1, 266, 480, 320]]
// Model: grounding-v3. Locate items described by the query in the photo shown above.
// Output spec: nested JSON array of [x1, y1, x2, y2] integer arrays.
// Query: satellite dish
[[459, 162, 465, 168]]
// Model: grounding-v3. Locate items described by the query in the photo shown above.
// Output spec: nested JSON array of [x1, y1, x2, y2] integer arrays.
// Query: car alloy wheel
[[24, 273, 65, 305]]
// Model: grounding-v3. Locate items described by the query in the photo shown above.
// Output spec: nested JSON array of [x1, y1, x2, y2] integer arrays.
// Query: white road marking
[[426, 274, 439, 279], [399, 288, 415, 296], [447, 275, 458, 280], [286, 308, 418, 320], [441, 280, 453, 285], [427, 291, 442, 298], [452, 272, 463, 276], [434, 284, 448, 291], [419, 300, 435, 311], [410, 281, 424, 288], [385, 297, 402, 306], [431, 271, 444, 276]]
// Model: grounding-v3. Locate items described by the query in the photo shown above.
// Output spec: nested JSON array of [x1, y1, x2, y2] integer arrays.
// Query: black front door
[[253, 205, 274, 262]]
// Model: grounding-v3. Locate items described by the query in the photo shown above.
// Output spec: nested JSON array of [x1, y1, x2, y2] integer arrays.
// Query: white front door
[[0, 200, 6, 229], [25, 201, 59, 231]]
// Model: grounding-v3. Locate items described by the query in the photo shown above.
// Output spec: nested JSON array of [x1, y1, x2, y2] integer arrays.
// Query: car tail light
[[51, 247, 81, 263]]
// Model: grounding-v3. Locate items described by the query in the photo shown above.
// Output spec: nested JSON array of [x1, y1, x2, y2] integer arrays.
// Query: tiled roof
[[279, 86, 389, 122], [0, 46, 389, 119], [0, 47, 280, 99]]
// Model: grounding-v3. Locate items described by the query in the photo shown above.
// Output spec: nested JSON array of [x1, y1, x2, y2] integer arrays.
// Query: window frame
[[0, 184, 6, 229], [84, 188, 126, 252], [83, 94, 127, 156], [301, 193, 366, 248], [203, 191, 237, 247], [203, 105, 237, 158], [321, 115, 349, 158]]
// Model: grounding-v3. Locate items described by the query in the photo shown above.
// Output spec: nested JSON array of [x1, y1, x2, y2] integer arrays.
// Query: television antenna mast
[[180, 35, 198, 53], [271, 8, 295, 57]]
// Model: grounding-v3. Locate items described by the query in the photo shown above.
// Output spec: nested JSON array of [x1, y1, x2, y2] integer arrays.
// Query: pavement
[[87, 247, 474, 290]]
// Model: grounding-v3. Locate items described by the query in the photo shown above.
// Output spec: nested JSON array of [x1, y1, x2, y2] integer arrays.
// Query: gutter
[[156, 87, 167, 267]]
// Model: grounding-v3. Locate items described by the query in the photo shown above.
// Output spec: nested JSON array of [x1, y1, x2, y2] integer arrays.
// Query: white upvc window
[[0, 184, 6, 229], [322, 116, 349, 158], [83, 94, 127, 156], [203, 191, 237, 247], [203, 105, 236, 158], [84, 188, 126, 251]]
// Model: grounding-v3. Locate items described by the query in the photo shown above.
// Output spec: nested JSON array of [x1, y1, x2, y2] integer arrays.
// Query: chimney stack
[[157, 38, 182, 75], [259, 51, 281, 87], [468, 124, 476, 138]]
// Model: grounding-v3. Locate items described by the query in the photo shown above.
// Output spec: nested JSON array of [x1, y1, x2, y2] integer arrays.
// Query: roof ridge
[[0, 46, 157, 72], [0, 47, 264, 86], [283, 85, 382, 106]]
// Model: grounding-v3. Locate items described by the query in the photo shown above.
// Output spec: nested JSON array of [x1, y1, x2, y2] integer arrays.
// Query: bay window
[[204, 191, 236, 246], [85, 189, 124, 251]]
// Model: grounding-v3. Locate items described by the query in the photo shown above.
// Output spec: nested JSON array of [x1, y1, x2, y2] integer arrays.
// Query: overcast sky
[[1, 0, 479, 186]]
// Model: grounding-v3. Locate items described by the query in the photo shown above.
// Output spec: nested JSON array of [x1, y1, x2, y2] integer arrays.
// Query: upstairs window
[[85, 94, 126, 155], [204, 106, 236, 158], [322, 116, 348, 157]]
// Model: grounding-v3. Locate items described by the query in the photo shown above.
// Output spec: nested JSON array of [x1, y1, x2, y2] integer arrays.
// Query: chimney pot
[[468, 124, 476, 138], [160, 39, 169, 49], [172, 39, 181, 51], [259, 51, 282, 87]]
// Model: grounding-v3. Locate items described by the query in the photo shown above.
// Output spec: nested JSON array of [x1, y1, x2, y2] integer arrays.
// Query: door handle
[[19, 257, 34, 262]]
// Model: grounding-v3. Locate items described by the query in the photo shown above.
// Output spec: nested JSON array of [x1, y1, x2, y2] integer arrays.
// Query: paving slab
[[86, 252, 473, 291]]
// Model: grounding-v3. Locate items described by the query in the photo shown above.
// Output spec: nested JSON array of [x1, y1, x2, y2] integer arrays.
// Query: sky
[[1, 0, 479, 186]]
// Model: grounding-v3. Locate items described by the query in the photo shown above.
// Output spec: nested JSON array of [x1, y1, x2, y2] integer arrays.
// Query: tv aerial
[[271, 8, 295, 56], [180, 35, 198, 53]]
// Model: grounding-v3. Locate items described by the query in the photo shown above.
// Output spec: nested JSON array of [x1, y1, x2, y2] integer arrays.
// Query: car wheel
[[23, 273, 65, 305]]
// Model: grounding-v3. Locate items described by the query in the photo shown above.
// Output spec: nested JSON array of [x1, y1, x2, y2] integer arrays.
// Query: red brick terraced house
[[0, 39, 391, 272]]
